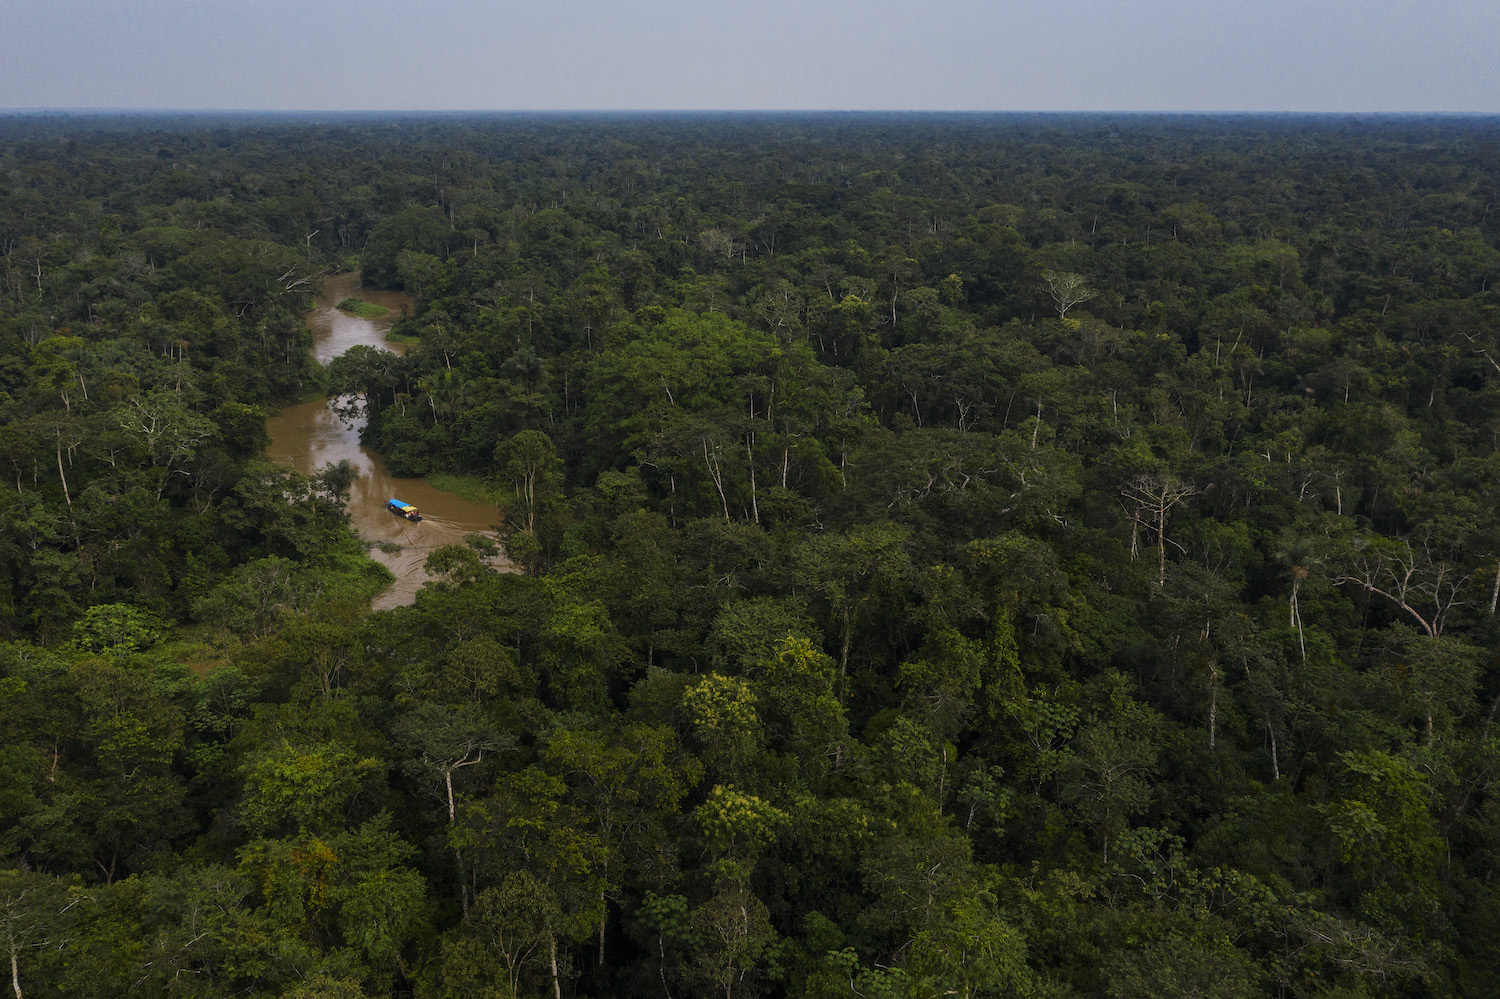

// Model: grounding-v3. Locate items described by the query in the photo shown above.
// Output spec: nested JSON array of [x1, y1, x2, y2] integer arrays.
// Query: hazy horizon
[[4, 0, 1496, 115], [6, 109, 1500, 117]]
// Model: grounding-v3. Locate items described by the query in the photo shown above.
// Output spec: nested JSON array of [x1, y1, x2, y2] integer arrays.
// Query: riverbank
[[306, 272, 413, 366], [424, 472, 506, 506], [264, 272, 513, 609]]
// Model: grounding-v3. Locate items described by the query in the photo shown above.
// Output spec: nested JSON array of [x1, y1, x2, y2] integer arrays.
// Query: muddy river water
[[265, 273, 509, 610]]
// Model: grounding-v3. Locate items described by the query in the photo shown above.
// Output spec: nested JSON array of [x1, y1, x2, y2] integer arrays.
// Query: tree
[[691, 885, 778, 999], [238, 740, 382, 839], [236, 815, 427, 989], [1323, 749, 1442, 889], [542, 719, 698, 964], [1102, 923, 1261, 999], [1121, 472, 1199, 590], [451, 768, 605, 999], [312, 459, 358, 505], [463, 870, 566, 999], [793, 523, 912, 686], [1057, 673, 1164, 861], [682, 672, 761, 779], [540, 597, 632, 714], [1041, 269, 1096, 319], [1333, 532, 1473, 639], [904, 892, 1035, 998], [494, 429, 561, 537], [858, 799, 981, 944], [0, 870, 81, 999], [756, 636, 850, 776], [396, 702, 507, 827], [70, 604, 165, 656]]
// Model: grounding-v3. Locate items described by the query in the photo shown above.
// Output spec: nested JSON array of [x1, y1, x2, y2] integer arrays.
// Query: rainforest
[[1, 111, 1499, 998]]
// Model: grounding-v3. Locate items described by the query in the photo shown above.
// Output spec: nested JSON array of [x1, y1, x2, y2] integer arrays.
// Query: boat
[[387, 498, 422, 521]]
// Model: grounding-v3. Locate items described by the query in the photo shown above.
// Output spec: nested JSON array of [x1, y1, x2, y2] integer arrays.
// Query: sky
[[2, 0, 1496, 113]]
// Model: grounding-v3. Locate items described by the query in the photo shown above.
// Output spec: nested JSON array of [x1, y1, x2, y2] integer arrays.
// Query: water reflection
[[306, 271, 412, 364]]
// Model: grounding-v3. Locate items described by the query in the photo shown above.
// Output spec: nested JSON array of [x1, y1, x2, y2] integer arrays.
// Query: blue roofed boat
[[387, 498, 422, 521]]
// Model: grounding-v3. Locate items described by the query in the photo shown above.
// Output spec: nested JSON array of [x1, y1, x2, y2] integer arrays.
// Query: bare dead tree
[[1333, 535, 1473, 639], [1121, 473, 1200, 589]]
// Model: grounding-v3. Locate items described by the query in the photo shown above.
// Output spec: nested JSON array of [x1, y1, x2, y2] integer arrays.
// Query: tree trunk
[[839, 606, 851, 691], [444, 770, 468, 914], [1157, 504, 1168, 590], [657, 932, 673, 999], [704, 440, 730, 521], [550, 934, 563, 999], [746, 437, 759, 526], [598, 890, 607, 965], [55, 446, 70, 508], [1290, 574, 1306, 660], [524, 469, 537, 534], [1208, 681, 1217, 749], [1207, 654, 1219, 750]]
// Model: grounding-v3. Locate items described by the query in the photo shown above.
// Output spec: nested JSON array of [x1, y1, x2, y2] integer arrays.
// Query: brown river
[[265, 272, 510, 610]]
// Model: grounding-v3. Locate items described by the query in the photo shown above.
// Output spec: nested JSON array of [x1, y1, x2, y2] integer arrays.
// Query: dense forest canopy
[[2, 111, 1500, 998]]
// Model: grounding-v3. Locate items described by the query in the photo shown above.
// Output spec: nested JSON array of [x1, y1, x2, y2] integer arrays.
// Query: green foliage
[[4, 112, 1500, 998], [1323, 750, 1443, 888], [239, 741, 384, 838], [237, 815, 426, 987], [71, 603, 167, 655], [683, 672, 761, 776], [696, 785, 788, 873], [335, 297, 391, 319]]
